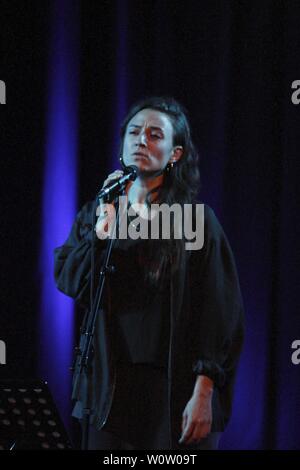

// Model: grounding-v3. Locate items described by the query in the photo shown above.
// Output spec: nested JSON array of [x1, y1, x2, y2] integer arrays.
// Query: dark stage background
[[1, 0, 300, 450]]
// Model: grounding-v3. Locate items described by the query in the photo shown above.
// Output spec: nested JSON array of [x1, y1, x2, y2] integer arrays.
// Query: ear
[[169, 146, 183, 164]]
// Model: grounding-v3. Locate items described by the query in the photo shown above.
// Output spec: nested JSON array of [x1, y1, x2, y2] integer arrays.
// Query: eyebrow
[[128, 124, 164, 132]]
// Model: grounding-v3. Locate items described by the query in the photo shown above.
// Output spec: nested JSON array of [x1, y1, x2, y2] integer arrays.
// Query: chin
[[133, 160, 151, 172]]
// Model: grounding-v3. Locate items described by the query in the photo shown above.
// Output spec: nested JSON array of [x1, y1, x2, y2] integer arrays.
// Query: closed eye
[[150, 133, 162, 139]]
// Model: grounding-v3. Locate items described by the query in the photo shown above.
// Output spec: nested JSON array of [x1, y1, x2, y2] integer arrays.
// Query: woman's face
[[122, 108, 182, 173]]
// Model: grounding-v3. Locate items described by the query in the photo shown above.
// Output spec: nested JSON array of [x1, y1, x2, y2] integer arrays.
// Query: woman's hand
[[179, 375, 213, 446], [95, 169, 124, 239]]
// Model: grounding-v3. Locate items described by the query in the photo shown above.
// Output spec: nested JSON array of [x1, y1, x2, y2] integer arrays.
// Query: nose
[[136, 130, 147, 146]]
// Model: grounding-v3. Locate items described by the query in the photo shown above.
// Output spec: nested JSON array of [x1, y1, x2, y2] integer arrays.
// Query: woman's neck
[[126, 175, 163, 205]]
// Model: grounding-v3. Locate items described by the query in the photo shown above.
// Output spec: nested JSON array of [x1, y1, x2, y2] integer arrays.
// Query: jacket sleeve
[[54, 201, 106, 308], [189, 205, 245, 390]]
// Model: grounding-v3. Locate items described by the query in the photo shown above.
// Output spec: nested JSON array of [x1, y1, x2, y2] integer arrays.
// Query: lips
[[133, 152, 149, 159], [133, 151, 148, 156]]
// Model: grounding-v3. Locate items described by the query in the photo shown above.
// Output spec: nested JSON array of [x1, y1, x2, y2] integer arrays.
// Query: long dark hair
[[119, 96, 201, 284]]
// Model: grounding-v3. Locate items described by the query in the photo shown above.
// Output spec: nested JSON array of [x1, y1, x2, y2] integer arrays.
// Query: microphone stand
[[73, 166, 137, 449], [76, 195, 122, 450]]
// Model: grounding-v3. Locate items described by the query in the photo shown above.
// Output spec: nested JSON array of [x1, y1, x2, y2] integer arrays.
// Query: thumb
[[181, 411, 187, 433]]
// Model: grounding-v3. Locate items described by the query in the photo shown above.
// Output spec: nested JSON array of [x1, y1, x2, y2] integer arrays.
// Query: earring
[[166, 161, 175, 172], [119, 156, 126, 169]]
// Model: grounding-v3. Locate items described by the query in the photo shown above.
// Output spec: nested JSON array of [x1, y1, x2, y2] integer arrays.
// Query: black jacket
[[54, 202, 245, 449]]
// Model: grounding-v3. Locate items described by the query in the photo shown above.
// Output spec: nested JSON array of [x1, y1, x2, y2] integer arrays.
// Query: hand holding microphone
[[97, 165, 138, 202], [95, 165, 138, 239]]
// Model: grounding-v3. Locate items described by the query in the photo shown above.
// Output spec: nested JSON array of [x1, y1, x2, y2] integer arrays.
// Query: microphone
[[97, 165, 139, 202]]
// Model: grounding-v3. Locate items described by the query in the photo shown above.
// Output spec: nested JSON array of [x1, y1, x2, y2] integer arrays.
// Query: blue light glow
[[39, 0, 79, 428]]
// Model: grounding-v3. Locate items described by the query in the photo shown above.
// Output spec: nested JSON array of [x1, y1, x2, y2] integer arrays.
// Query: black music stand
[[0, 379, 73, 450]]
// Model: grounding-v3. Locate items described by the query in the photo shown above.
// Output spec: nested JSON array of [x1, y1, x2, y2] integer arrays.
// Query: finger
[[105, 173, 122, 182], [185, 423, 209, 445], [181, 414, 187, 433], [111, 169, 124, 176], [103, 171, 124, 188], [178, 420, 195, 445], [185, 427, 202, 445]]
